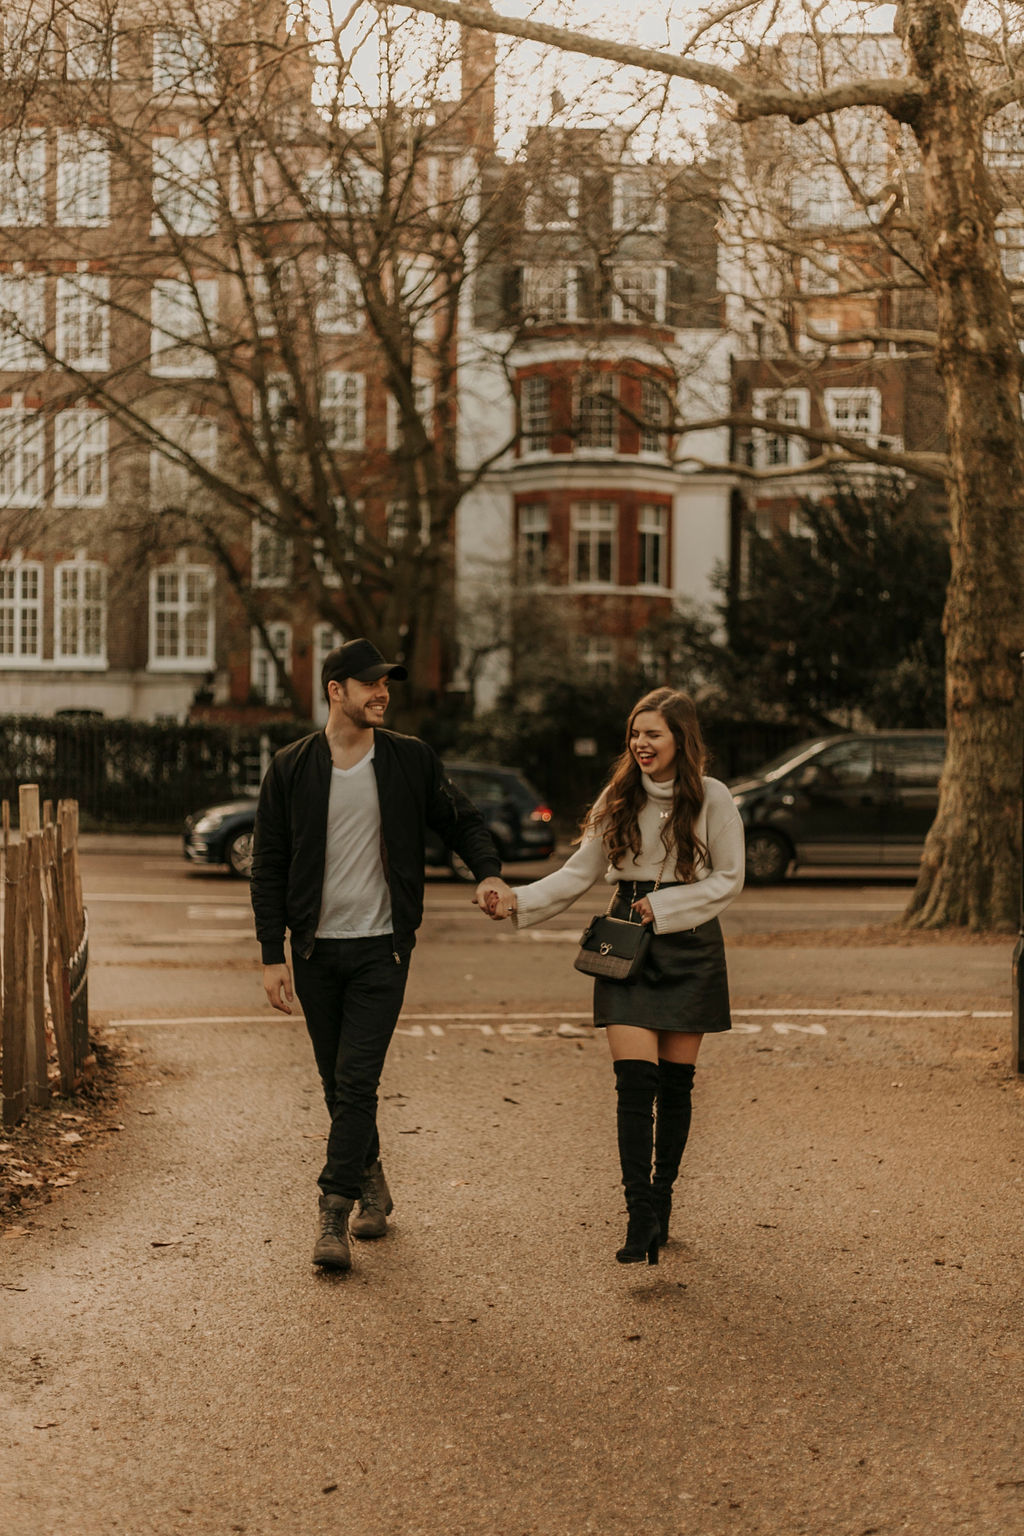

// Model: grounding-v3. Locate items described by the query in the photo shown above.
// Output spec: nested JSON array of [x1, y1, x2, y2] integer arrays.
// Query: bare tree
[[0, 0, 524, 718], [398, 0, 1024, 931]]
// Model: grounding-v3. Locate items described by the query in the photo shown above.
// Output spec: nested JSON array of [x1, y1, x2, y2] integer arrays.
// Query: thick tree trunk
[[900, 0, 1024, 930]]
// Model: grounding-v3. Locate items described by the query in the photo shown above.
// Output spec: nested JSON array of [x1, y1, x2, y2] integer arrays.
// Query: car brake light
[[530, 806, 553, 823]]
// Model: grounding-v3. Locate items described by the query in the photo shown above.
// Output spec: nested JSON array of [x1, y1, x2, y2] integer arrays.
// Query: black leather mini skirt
[[592, 880, 732, 1033]]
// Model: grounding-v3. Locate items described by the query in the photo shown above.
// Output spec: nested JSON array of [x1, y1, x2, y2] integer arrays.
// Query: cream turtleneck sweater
[[513, 774, 745, 935]]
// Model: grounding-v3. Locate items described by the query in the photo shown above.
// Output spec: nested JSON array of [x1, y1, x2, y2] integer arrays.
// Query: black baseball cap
[[322, 638, 408, 688]]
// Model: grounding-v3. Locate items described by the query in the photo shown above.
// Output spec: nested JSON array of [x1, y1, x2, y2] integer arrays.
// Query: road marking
[[85, 893, 250, 905], [103, 1005, 1012, 1034]]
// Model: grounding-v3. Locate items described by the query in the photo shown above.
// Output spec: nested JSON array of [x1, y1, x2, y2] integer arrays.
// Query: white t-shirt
[[316, 748, 393, 938]]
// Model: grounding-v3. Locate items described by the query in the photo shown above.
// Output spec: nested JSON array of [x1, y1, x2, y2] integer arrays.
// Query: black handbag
[[573, 866, 667, 981]]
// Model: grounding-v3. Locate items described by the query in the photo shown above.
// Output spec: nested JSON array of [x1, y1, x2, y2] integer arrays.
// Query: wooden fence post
[[2, 841, 27, 1128], [24, 832, 49, 1109], [20, 784, 41, 835], [57, 800, 88, 1071], [42, 824, 74, 1096]]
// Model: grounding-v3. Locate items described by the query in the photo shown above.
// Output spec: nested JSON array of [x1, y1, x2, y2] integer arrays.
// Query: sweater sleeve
[[512, 823, 609, 929], [646, 781, 745, 934]]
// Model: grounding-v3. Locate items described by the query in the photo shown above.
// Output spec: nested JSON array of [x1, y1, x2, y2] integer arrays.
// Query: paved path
[[2, 846, 1022, 1535]]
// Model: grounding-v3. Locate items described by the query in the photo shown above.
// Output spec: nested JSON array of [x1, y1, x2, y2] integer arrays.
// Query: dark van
[[729, 730, 945, 884]]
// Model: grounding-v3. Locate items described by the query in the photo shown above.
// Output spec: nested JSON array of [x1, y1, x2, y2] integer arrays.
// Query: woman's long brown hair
[[583, 688, 710, 880]]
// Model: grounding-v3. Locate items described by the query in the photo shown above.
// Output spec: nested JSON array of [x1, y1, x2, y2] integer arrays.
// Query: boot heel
[[647, 1237, 660, 1266]]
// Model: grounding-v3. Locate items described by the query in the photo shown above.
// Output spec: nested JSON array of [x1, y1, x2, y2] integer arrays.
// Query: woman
[[485, 688, 745, 1266]]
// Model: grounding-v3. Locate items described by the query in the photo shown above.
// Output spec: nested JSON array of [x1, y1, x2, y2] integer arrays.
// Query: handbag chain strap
[[606, 847, 672, 926]]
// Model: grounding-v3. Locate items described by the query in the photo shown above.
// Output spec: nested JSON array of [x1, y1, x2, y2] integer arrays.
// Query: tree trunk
[[900, 0, 1024, 930]]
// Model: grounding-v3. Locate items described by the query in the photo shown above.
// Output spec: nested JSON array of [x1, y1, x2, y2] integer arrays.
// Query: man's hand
[[474, 876, 516, 920], [263, 962, 294, 1015]]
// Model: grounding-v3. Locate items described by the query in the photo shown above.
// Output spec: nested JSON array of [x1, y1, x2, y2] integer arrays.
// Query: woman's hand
[[484, 889, 517, 920], [631, 897, 655, 925]]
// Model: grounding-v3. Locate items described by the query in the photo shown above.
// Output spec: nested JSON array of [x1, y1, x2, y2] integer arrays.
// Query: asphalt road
[[2, 840, 1022, 1536]]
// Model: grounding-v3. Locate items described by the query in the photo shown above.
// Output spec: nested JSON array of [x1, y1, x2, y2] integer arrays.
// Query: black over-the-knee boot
[[653, 1061, 695, 1244], [613, 1059, 661, 1265]]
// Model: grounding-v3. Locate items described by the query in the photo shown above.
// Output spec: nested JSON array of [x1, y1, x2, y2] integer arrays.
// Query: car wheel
[[744, 829, 791, 885], [227, 829, 255, 879], [449, 852, 477, 883]]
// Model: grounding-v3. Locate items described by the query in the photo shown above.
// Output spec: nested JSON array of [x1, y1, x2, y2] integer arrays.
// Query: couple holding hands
[[251, 638, 745, 1273]]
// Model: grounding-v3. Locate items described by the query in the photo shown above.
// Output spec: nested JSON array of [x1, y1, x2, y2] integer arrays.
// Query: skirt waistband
[[614, 879, 684, 893]]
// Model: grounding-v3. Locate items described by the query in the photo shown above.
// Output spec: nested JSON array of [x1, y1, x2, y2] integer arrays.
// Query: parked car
[[183, 761, 555, 880], [729, 730, 946, 884]]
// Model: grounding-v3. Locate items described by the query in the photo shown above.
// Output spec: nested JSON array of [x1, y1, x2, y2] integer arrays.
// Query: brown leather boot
[[349, 1160, 393, 1240], [313, 1194, 353, 1268]]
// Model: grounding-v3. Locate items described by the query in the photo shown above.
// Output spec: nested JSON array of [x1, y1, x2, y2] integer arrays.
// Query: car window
[[877, 737, 945, 786], [812, 741, 875, 786], [450, 770, 508, 807]]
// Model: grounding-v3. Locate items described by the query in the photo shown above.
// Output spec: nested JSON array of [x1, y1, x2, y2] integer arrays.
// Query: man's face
[[336, 675, 390, 728]]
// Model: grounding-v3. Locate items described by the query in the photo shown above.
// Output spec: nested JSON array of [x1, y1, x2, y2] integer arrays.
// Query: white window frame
[[251, 521, 292, 587], [996, 212, 1024, 281], [800, 250, 841, 295], [521, 264, 578, 323], [55, 270, 111, 371], [55, 552, 107, 666], [65, 16, 118, 78], [525, 173, 580, 231], [250, 621, 292, 705], [637, 504, 669, 590], [824, 386, 882, 444], [151, 277, 218, 378], [751, 388, 810, 469], [520, 375, 551, 455], [312, 622, 344, 726], [610, 266, 667, 323], [639, 375, 670, 456], [151, 135, 219, 237], [0, 270, 45, 371], [612, 172, 665, 233], [150, 415, 218, 505], [148, 561, 215, 671], [0, 553, 43, 665], [791, 166, 871, 231], [574, 634, 618, 680], [386, 379, 434, 453], [54, 409, 108, 507], [518, 503, 550, 581], [2, 9, 48, 77], [316, 254, 361, 334], [321, 371, 365, 450], [153, 28, 217, 96], [386, 499, 429, 550], [0, 128, 46, 227], [229, 148, 271, 221], [570, 501, 617, 587], [56, 131, 110, 227], [0, 394, 45, 507], [574, 372, 618, 453]]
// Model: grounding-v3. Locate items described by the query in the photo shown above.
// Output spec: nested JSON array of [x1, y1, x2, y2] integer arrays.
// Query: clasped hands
[[473, 877, 517, 921], [473, 881, 655, 924]]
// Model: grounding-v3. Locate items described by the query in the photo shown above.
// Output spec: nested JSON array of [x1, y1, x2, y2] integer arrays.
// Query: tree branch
[[682, 412, 950, 481], [983, 80, 1024, 117], [396, 0, 926, 123]]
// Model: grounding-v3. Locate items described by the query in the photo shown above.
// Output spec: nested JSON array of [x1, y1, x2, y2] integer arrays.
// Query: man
[[251, 637, 512, 1270]]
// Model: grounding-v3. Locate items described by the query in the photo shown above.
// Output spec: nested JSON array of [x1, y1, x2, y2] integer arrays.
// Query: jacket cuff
[[261, 942, 287, 965], [472, 859, 503, 881]]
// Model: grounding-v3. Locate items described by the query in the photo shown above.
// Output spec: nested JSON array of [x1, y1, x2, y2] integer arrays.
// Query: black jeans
[[292, 937, 410, 1199]]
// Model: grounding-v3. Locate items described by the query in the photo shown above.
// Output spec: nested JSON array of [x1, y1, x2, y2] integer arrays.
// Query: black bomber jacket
[[250, 727, 502, 964]]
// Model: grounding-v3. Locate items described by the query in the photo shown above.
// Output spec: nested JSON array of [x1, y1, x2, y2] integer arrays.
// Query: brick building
[[456, 124, 735, 708]]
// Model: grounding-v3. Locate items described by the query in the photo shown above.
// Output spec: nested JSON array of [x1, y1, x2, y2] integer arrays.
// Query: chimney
[[460, 5, 496, 152]]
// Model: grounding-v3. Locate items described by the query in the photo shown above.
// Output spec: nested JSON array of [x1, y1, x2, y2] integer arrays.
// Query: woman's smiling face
[[630, 709, 677, 782]]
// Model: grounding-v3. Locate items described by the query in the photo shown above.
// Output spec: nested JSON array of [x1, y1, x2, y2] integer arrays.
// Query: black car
[[183, 761, 555, 880], [729, 730, 946, 884]]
